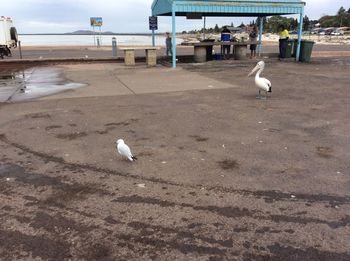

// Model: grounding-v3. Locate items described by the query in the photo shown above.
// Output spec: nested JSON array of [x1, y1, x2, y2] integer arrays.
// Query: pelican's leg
[[258, 90, 267, 100], [261, 91, 267, 100], [256, 89, 261, 99]]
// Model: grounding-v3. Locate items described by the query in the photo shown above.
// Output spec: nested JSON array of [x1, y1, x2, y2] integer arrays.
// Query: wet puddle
[[0, 67, 85, 102]]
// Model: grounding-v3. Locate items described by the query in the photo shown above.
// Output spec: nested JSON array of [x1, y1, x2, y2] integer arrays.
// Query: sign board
[[90, 17, 103, 27], [149, 16, 158, 30]]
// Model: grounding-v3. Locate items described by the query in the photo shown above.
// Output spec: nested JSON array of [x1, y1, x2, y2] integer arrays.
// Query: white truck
[[0, 16, 18, 59]]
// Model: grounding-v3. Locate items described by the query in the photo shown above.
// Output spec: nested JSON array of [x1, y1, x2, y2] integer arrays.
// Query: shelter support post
[[258, 17, 263, 56], [203, 16, 206, 40], [172, 4, 176, 68], [152, 29, 155, 47], [296, 10, 304, 61]]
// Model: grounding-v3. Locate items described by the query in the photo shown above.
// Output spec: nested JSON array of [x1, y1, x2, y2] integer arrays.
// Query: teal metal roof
[[152, 0, 305, 16]]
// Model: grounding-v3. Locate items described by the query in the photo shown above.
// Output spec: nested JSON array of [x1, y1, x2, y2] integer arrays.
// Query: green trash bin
[[285, 39, 294, 58], [292, 39, 298, 57], [293, 40, 315, 62], [299, 40, 315, 62]]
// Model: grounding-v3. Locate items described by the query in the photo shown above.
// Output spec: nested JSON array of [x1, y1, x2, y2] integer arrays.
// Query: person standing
[[165, 32, 172, 56], [221, 26, 231, 60], [249, 26, 258, 59], [278, 25, 289, 59]]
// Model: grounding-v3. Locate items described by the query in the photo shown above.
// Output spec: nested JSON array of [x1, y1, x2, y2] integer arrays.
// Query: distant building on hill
[[227, 26, 244, 33]]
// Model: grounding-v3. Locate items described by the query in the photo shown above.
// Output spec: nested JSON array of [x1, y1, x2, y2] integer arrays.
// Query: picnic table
[[182, 41, 250, 62]]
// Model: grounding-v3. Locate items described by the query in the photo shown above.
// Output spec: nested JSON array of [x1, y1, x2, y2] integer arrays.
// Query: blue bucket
[[214, 54, 223, 60]]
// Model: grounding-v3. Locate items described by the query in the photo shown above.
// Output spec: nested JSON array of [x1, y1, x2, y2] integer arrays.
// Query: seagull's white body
[[116, 139, 137, 161], [248, 61, 272, 98]]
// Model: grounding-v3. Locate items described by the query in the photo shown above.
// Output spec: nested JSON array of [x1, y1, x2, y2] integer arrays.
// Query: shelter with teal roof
[[151, 0, 306, 68]]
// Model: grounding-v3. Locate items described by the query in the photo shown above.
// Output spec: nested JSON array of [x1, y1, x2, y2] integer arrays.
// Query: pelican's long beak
[[248, 64, 259, 77]]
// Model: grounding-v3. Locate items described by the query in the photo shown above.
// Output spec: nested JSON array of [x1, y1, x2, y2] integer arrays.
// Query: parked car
[[325, 29, 333, 35], [331, 29, 344, 36]]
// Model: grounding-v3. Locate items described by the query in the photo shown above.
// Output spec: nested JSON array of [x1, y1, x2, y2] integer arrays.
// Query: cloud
[[305, 0, 349, 19], [2, 0, 349, 33]]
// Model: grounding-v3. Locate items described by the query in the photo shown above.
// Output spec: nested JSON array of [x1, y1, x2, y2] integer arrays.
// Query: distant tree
[[238, 22, 245, 28], [348, 8, 350, 13], [309, 20, 319, 29], [263, 17, 268, 28], [303, 15, 310, 30], [319, 15, 337, 27], [337, 6, 346, 15], [182, 30, 187, 34], [266, 16, 296, 32], [317, 6, 349, 27], [255, 17, 268, 32], [291, 18, 299, 30], [337, 6, 346, 26], [214, 24, 220, 33]]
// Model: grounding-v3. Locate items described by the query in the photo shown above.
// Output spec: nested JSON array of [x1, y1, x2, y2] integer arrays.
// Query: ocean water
[[18, 34, 183, 46]]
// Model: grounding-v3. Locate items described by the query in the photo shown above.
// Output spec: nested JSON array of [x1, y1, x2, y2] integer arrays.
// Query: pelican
[[248, 61, 272, 99]]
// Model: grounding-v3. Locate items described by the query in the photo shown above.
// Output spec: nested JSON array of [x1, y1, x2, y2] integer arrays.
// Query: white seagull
[[115, 139, 137, 161], [248, 61, 272, 99]]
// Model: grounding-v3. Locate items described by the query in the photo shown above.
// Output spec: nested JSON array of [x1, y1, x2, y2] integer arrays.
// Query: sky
[[1, 0, 349, 34]]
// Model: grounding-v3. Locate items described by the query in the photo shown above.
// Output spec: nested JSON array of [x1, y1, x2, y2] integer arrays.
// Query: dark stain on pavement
[[189, 135, 209, 142], [0, 181, 13, 195], [207, 185, 350, 207], [0, 163, 66, 188], [267, 243, 350, 260], [79, 242, 113, 260], [116, 232, 228, 256], [30, 212, 93, 233], [0, 163, 109, 208], [233, 226, 249, 233], [56, 132, 88, 140], [217, 160, 239, 170], [105, 119, 139, 127], [1, 134, 350, 208], [25, 113, 51, 119], [316, 146, 333, 158], [45, 125, 62, 131], [43, 182, 109, 207], [114, 195, 350, 228], [0, 229, 71, 260], [128, 221, 233, 248], [104, 216, 121, 225]]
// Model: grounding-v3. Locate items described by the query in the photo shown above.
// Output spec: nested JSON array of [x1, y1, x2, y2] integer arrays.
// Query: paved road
[[0, 59, 349, 259], [2, 44, 350, 60]]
